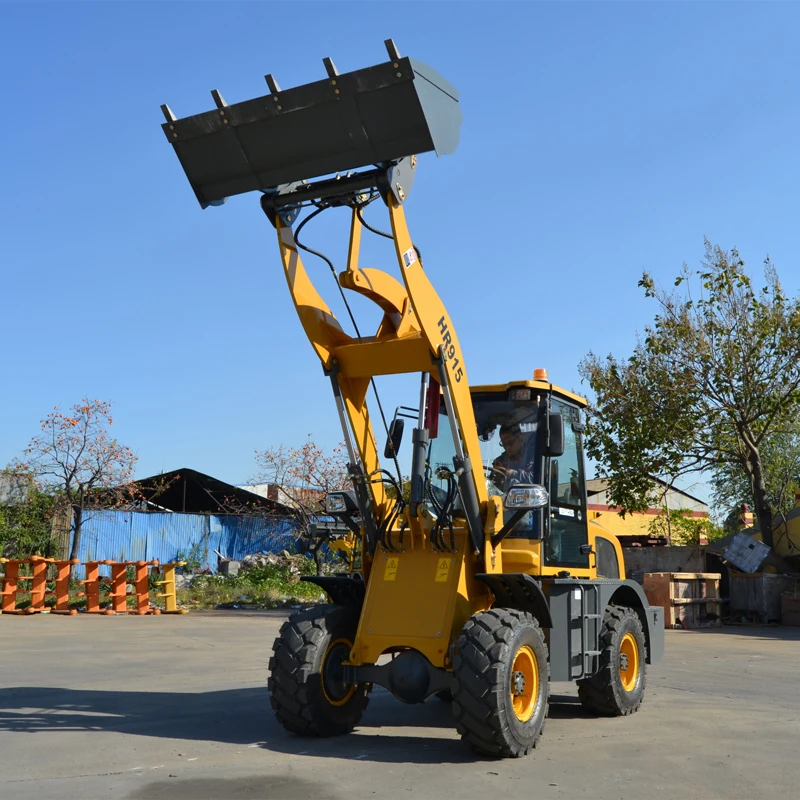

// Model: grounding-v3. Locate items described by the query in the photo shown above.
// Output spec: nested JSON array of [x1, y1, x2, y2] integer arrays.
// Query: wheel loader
[[161, 40, 665, 758]]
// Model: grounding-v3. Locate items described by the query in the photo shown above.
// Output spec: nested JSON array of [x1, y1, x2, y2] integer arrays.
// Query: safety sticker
[[435, 558, 451, 582], [402, 247, 417, 268], [384, 557, 399, 581]]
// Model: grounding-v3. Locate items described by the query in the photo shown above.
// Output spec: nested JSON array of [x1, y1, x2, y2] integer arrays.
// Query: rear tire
[[452, 608, 549, 758], [268, 604, 369, 736], [577, 605, 646, 716]]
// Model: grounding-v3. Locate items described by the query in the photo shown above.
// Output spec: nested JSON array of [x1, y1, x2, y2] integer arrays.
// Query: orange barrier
[[0, 558, 23, 614], [1, 557, 78, 614], [0, 557, 185, 615], [76, 560, 104, 613], [105, 560, 161, 615], [40, 557, 80, 614]]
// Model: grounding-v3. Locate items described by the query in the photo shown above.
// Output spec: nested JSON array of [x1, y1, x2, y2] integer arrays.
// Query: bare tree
[[15, 399, 138, 564], [253, 439, 350, 574]]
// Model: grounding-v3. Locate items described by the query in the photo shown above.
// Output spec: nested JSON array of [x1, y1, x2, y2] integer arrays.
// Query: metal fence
[[74, 510, 298, 575]]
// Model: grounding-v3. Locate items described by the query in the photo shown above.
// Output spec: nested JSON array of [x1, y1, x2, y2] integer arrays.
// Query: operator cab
[[426, 372, 591, 571]]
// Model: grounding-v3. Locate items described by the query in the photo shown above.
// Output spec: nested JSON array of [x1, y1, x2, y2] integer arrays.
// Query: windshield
[[425, 391, 543, 534], [471, 393, 541, 492]]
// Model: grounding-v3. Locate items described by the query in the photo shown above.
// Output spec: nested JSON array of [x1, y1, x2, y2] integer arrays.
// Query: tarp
[[75, 510, 298, 576]]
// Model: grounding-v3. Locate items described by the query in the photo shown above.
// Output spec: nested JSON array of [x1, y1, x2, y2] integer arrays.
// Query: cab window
[[544, 401, 589, 568]]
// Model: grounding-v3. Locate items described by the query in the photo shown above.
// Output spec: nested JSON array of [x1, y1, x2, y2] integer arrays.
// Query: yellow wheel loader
[[162, 40, 664, 758]]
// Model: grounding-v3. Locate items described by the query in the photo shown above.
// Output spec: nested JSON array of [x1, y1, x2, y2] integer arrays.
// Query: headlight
[[504, 484, 549, 510], [324, 491, 357, 514]]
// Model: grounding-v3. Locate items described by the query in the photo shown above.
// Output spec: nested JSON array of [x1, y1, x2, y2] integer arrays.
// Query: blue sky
[[1, 2, 798, 505]]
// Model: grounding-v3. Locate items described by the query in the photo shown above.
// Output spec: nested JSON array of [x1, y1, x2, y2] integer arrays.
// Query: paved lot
[[2, 611, 799, 800]]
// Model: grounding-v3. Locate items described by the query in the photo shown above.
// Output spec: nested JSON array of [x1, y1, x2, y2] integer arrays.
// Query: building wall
[[589, 507, 708, 541], [589, 485, 708, 514], [621, 545, 706, 584]]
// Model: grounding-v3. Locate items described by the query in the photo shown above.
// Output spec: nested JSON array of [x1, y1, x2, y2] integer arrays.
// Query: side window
[[595, 536, 620, 579], [544, 402, 589, 568]]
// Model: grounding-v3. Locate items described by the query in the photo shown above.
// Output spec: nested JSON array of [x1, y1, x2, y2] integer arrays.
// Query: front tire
[[268, 604, 369, 736], [577, 605, 646, 716], [452, 608, 549, 758]]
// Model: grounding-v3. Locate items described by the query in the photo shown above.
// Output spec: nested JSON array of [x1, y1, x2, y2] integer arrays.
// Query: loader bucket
[[161, 45, 463, 208]]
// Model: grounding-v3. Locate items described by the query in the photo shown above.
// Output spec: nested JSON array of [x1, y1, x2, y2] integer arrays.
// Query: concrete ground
[[2, 612, 799, 800]]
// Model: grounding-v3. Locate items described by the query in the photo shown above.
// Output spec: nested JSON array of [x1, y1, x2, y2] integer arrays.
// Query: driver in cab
[[491, 423, 535, 491]]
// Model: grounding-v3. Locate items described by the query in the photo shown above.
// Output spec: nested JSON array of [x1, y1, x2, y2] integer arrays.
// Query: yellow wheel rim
[[619, 632, 640, 692], [320, 638, 356, 707], [510, 645, 539, 722]]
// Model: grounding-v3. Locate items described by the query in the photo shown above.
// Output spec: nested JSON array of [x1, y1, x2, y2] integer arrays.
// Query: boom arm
[[161, 41, 494, 561], [267, 184, 488, 554]]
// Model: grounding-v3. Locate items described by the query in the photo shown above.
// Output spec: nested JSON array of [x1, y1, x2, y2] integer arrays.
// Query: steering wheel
[[483, 464, 506, 494]]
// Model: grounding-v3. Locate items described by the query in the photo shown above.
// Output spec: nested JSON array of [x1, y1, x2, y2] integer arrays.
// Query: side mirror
[[384, 418, 405, 460], [545, 413, 564, 458]]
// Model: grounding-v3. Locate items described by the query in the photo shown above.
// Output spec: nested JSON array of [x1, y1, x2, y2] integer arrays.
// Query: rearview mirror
[[384, 418, 405, 460], [545, 413, 564, 458]]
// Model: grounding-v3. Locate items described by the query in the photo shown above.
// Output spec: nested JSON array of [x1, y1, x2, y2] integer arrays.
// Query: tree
[[0, 468, 55, 558], [15, 399, 138, 563], [711, 415, 800, 524], [646, 507, 726, 546], [253, 438, 350, 575], [580, 241, 800, 548]]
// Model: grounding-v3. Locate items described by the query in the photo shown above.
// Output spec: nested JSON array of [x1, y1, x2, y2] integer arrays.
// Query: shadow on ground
[[0, 683, 595, 764], [126, 775, 340, 800], [672, 625, 800, 643], [0, 685, 483, 764]]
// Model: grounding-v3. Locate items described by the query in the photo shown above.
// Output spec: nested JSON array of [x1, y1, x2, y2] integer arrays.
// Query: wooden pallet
[[644, 572, 722, 629]]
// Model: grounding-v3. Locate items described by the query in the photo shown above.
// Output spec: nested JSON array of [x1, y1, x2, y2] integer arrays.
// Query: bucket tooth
[[264, 74, 281, 94], [322, 56, 339, 78], [210, 89, 227, 109], [384, 39, 401, 61], [160, 103, 176, 123]]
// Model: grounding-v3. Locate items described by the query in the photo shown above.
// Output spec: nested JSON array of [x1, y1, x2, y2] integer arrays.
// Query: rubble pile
[[240, 550, 307, 584]]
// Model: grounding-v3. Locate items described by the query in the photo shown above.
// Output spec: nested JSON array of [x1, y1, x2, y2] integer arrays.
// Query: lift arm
[[161, 41, 489, 554]]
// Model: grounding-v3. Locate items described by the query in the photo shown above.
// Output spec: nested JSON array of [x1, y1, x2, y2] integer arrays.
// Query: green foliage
[[180, 556, 323, 608], [0, 472, 55, 558], [647, 508, 726, 545], [173, 541, 207, 573], [711, 415, 800, 522], [580, 240, 800, 547]]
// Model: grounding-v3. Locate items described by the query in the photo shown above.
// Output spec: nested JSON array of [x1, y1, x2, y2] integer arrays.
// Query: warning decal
[[435, 558, 451, 582], [384, 557, 399, 581], [402, 247, 417, 268]]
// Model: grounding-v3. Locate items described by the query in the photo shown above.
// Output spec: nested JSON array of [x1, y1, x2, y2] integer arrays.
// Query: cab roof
[[470, 380, 588, 408]]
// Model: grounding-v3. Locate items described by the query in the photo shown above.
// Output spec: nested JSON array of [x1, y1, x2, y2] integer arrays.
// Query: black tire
[[577, 605, 646, 717], [435, 689, 453, 702], [268, 604, 369, 736], [452, 608, 549, 758]]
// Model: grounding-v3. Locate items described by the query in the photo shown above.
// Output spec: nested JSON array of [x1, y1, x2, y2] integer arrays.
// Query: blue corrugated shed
[[75, 511, 298, 575]]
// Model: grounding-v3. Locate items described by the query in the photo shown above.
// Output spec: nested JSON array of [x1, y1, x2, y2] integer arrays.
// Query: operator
[[491, 423, 535, 491]]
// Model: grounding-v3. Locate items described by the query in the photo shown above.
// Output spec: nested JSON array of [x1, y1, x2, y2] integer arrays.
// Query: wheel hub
[[618, 632, 640, 693], [509, 645, 538, 723], [321, 639, 356, 707]]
